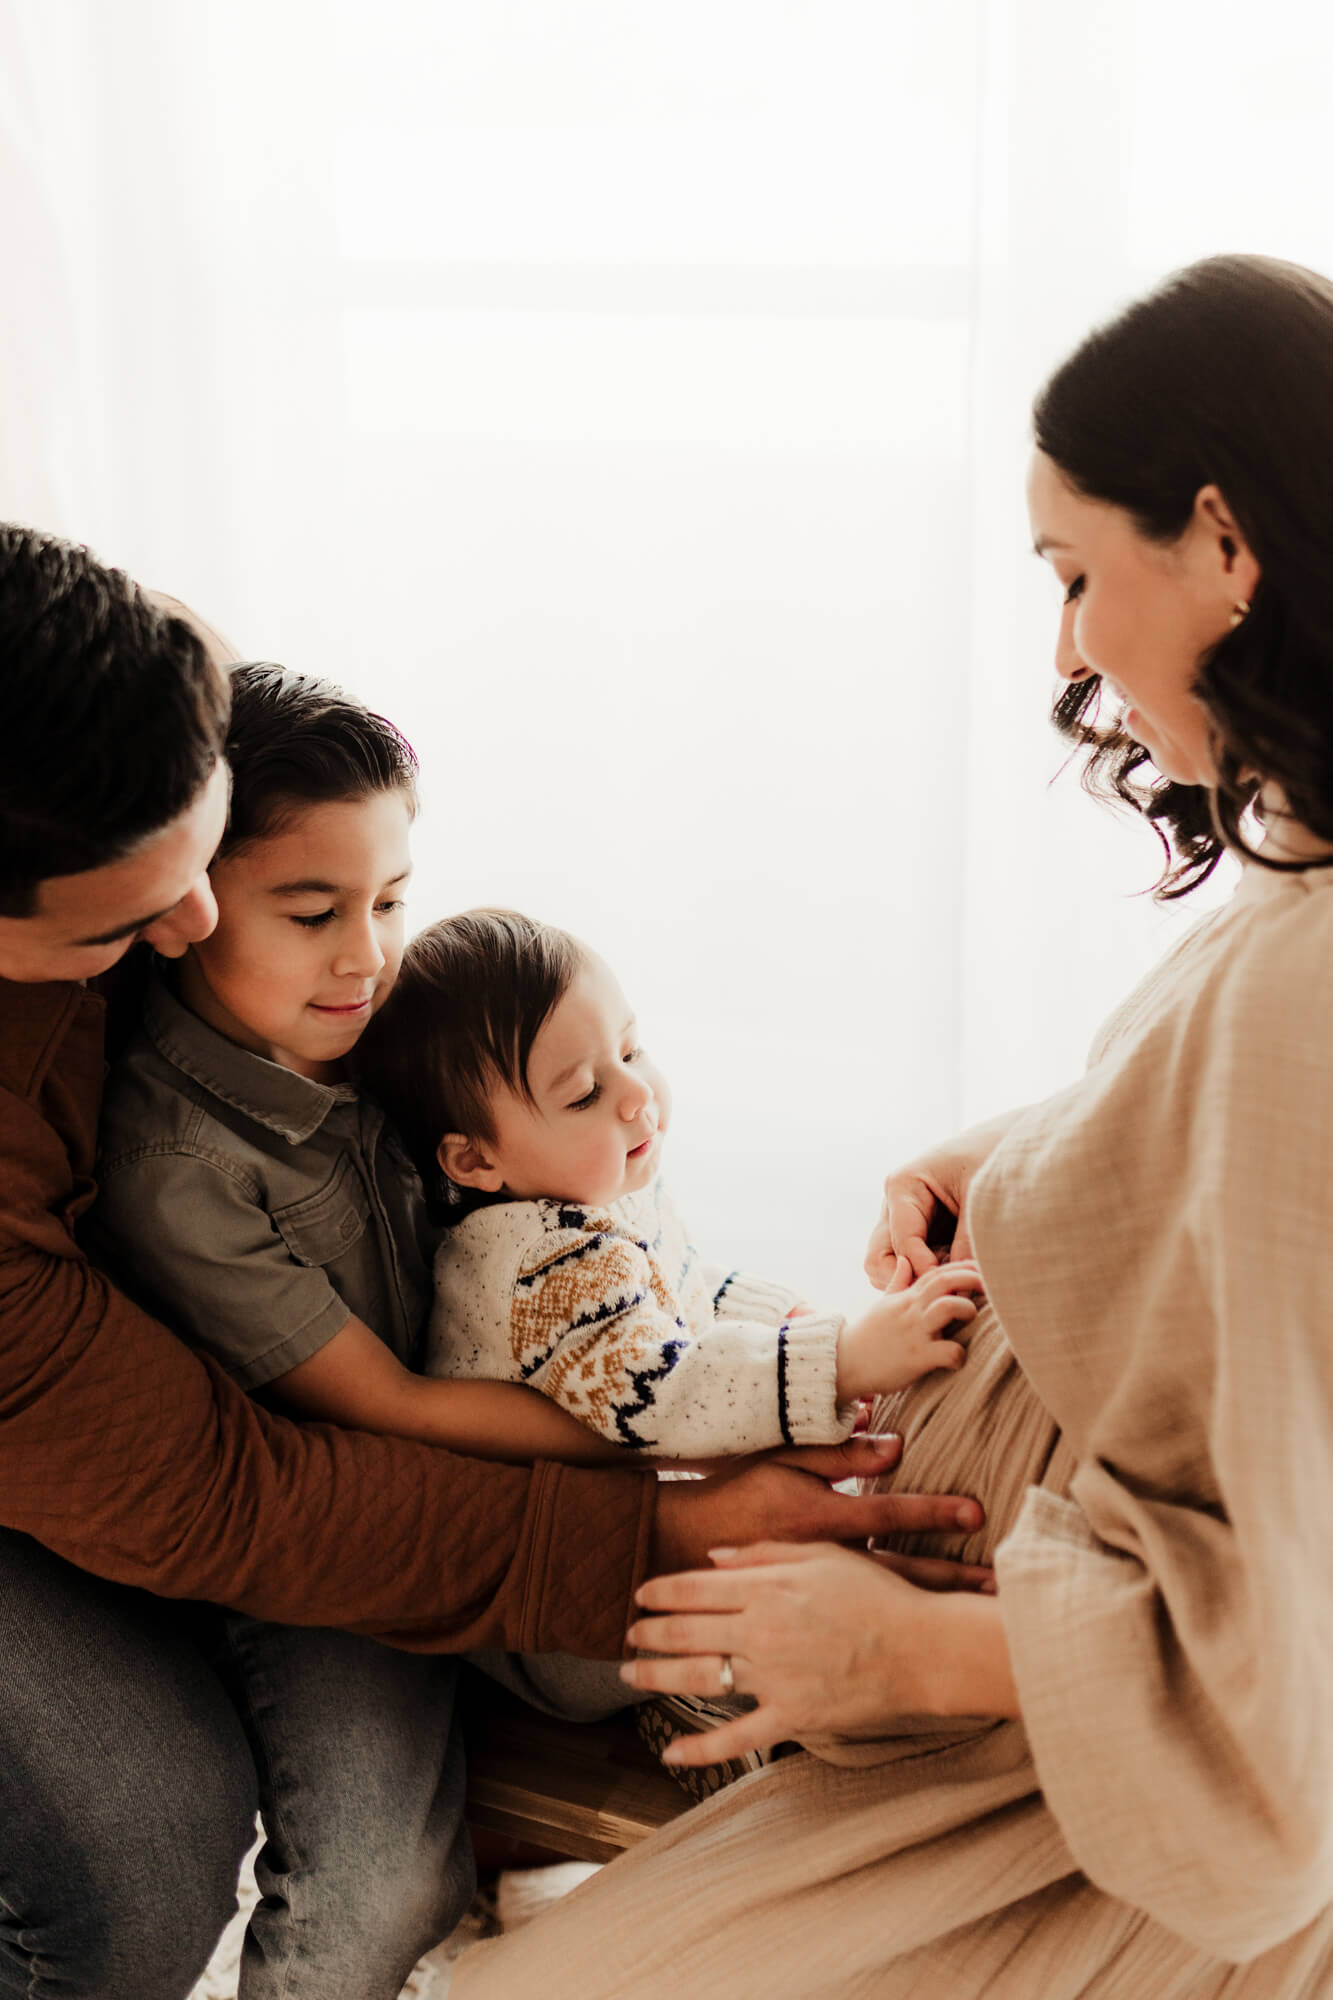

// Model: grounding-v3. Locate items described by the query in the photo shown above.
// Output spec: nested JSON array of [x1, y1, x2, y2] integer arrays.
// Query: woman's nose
[[1055, 604, 1093, 683]]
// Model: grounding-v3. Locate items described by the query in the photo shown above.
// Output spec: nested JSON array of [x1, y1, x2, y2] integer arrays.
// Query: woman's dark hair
[[1033, 253, 1333, 896], [356, 908, 582, 1217], [0, 525, 230, 915], [221, 663, 418, 856]]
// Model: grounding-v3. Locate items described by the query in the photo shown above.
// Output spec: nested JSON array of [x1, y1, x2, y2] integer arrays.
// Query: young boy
[[355, 908, 984, 1460], [87, 664, 640, 1998]]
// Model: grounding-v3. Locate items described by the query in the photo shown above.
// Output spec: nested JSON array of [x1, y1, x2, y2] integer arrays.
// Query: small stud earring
[[1229, 600, 1251, 629]]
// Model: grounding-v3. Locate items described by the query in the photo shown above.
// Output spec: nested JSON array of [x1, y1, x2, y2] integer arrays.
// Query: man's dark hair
[[1034, 254, 1333, 896], [356, 908, 582, 1217], [0, 525, 231, 916], [220, 662, 419, 858]]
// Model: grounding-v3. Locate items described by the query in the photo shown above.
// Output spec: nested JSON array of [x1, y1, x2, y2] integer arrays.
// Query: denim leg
[[0, 1530, 258, 2000], [204, 1613, 473, 2000], [466, 1649, 642, 1722]]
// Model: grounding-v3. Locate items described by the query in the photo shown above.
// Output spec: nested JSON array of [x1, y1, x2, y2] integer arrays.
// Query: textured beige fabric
[[452, 862, 1333, 1997]]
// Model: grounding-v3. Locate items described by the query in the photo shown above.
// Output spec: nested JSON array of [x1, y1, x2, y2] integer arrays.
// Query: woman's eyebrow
[[1032, 534, 1073, 555]]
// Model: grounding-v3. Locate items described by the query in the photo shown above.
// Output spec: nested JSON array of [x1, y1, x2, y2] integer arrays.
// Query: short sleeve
[[89, 1149, 353, 1389]]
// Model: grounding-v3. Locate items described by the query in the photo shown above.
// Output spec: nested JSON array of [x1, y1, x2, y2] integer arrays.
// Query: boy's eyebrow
[[267, 870, 412, 896]]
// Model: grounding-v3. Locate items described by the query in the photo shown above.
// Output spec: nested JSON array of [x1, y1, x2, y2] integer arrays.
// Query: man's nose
[[142, 876, 218, 957]]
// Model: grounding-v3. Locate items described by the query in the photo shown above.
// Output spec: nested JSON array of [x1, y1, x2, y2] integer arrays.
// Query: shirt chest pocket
[[271, 1152, 371, 1268]]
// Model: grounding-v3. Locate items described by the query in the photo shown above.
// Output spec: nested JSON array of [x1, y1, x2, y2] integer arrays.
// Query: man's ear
[[1194, 485, 1262, 605], [438, 1132, 504, 1193]]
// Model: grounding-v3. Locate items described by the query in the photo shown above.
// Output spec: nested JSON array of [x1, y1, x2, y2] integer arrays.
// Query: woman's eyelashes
[[1064, 575, 1086, 604]]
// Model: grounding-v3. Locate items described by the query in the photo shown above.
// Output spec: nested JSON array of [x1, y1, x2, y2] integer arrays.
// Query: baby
[[356, 908, 983, 1458]]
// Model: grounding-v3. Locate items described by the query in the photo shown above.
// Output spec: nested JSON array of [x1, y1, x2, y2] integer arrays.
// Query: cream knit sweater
[[426, 1179, 856, 1454]]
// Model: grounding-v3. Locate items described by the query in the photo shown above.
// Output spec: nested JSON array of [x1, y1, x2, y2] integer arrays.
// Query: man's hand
[[650, 1434, 986, 1581]]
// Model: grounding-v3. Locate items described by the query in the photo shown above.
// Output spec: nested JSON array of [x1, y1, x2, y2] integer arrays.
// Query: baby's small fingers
[[923, 1297, 978, 1336], [926, 1339, 967, 1372], [916, 1263, 984, 1302]]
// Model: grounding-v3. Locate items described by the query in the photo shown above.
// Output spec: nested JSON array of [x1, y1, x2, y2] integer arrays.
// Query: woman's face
[[1026, 450, 1253, 788]]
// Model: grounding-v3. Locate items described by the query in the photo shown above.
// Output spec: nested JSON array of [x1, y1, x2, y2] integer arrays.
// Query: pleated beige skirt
[[451, 1313, 1333, 1998]]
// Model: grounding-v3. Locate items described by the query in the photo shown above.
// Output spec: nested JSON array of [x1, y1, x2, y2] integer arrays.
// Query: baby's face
[[484, 953, 669, 1206]]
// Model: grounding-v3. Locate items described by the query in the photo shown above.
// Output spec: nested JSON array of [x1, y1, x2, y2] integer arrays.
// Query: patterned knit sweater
[[426, 1179, 856, 1454]]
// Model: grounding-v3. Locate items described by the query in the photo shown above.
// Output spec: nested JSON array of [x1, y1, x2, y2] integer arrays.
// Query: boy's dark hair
[[221, 663, 419, 856], [1034, 253, 1333, 897], [0, 524, 230, 916], [356, 908, 582, 1214]]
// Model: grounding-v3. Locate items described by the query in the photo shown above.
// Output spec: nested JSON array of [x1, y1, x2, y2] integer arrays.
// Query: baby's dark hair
[[356, 908, 583, 1212], [221, 662, 418, 857]]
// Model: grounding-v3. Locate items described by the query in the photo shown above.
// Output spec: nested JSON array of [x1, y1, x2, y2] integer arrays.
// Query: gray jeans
[[0, 1529, 631, 2000]]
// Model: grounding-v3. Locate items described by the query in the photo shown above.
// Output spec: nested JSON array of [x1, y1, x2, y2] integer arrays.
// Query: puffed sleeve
[[986, 882, 1333, 1961]]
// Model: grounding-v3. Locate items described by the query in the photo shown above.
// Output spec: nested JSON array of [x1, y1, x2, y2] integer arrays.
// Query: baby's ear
[[439, 1132, 504, 1193]]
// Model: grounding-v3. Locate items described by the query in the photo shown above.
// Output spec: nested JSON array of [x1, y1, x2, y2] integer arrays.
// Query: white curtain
[[3, 0, 1330, 1304]]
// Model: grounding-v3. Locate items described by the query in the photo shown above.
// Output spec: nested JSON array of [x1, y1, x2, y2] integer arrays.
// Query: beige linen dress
[[453, 862, 1333, 1998]]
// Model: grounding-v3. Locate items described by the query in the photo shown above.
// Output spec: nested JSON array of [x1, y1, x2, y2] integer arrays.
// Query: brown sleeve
[[0, 1090, 655, 1656]]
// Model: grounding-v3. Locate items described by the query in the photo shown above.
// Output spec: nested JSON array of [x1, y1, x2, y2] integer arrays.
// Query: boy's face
[[178, 789, 413, 1081], [456, 954, 670, 1207]]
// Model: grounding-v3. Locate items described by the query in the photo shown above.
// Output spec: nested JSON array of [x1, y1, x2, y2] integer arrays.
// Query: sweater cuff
[[711, 1267, 805, 1326], [775, 1311, 858, 1444]]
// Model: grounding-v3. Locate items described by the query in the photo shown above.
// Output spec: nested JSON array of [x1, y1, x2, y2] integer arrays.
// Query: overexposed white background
[[3, 0, 1331, 1306]]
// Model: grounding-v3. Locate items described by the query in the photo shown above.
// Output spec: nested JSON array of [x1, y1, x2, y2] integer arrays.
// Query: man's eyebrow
[[73, 904, 177, 948], [267, 870, 412, 897]]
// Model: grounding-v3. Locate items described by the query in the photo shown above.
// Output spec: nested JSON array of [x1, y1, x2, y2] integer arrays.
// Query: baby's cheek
[[652, 1071, 673, 1133]]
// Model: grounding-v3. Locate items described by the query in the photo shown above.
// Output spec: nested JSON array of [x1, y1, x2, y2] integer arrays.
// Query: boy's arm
[[511, 1227, 856, 1455], [274, 1313, 627, 1464]]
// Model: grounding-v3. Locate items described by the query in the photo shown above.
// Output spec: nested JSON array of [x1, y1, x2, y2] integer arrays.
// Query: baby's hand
[[835, 1262, 984, 1403]]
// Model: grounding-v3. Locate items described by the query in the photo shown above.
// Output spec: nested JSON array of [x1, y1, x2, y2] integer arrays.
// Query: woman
[[451, 254, 1333, 1996]]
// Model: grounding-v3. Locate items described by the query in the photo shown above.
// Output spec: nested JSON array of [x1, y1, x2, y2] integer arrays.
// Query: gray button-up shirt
[[88, 977, 433, 1390]]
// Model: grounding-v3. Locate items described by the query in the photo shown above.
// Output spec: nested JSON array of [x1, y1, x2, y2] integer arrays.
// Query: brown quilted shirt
[[0, 975, 656, 1655]]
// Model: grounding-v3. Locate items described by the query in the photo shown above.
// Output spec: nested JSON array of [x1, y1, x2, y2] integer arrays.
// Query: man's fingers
[[839, 1490, 983, 1540], [871, 1549, 995, 1592]]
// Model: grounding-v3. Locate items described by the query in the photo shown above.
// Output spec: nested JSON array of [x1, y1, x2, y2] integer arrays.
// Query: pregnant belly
[[867, 1304, 1077, 1569]]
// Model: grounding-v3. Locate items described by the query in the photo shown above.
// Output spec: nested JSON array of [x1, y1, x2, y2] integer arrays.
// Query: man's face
[[0, 762, 230, 983]]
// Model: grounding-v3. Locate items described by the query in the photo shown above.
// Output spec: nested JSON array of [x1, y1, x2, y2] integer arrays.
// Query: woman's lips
[[309, 998, 373, 1015]]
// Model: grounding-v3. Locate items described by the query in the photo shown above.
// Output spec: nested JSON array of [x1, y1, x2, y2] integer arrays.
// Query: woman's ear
[[438, 1132, 504, 1192], [1193, 484, 1262, 605]]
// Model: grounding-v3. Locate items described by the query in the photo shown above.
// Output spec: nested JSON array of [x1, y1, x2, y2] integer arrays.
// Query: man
[[0, 525, 980, 1998]]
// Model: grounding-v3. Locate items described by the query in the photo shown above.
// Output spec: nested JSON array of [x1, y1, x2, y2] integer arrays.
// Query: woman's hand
[[622, 1542, 1016, 1767], [865, 1108, 1028, 1284]]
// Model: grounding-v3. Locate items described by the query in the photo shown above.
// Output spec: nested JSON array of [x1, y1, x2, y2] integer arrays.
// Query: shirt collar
[[141, 973, 358, 1145]]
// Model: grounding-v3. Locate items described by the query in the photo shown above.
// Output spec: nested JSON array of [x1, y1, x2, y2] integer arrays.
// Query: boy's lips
[[626, 1132, 658, 1160]]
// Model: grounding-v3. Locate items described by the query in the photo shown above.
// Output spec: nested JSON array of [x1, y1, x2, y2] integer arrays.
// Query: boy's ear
[[439, 1132, 504, 1193]]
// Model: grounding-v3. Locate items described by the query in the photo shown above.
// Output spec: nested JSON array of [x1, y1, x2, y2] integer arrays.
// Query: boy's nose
[[332, 921, 385, 978]]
